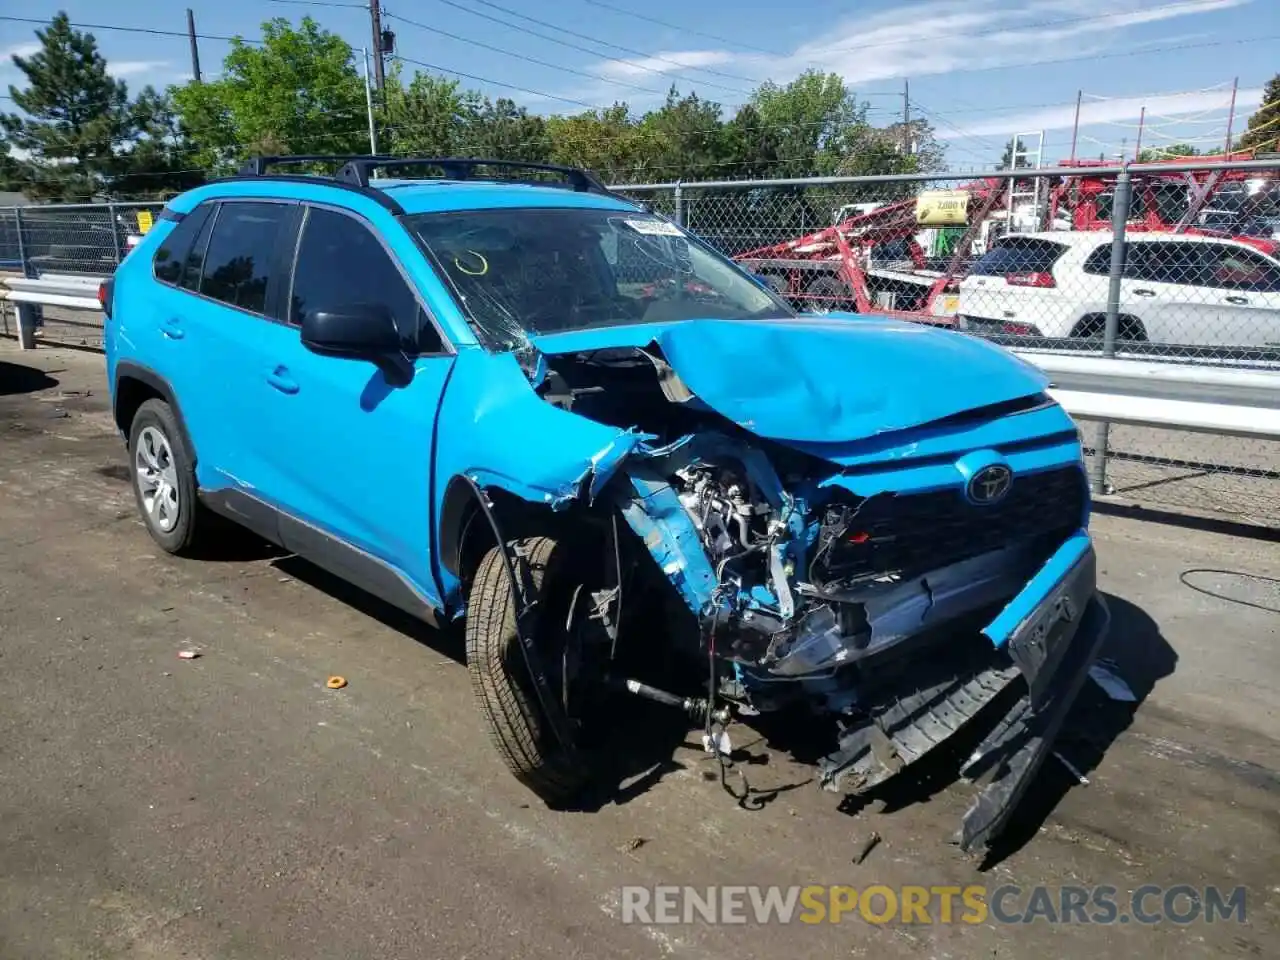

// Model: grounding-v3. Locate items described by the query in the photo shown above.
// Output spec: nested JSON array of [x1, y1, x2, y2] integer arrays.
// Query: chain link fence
[[2, 160, 1278, 523], [615, 158, 1280, 525], [0, 202, 163, 348]]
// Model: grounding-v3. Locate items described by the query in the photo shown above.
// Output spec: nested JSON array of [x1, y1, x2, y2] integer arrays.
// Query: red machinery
[[734, 151, 1278, 325]]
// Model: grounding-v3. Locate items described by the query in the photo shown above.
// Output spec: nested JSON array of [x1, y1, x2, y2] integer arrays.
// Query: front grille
[[820, 466, 1086, 583]]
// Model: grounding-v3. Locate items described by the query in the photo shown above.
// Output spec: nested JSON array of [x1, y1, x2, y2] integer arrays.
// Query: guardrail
[[2, 273, 102, 349], [1018, 350, 1280, 438]]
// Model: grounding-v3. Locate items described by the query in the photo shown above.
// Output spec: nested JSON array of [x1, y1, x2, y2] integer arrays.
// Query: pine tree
[[1237, 74, 1280, 153], [1, 12, 132, 201]]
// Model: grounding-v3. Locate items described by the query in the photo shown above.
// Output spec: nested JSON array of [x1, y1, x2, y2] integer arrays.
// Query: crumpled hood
[[532, 315, 1048, 444]]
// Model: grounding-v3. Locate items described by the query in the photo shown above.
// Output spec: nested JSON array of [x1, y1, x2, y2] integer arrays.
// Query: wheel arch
[[113, 362, 198, 462]]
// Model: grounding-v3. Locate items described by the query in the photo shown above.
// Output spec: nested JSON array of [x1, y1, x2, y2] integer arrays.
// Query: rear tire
[[127, 398, 210, 556], [465, 535, 591, 805], [805, 276, 855, 312]]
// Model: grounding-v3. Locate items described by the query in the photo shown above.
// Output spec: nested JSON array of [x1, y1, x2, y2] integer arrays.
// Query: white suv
[[957, 231, 1280, 354]]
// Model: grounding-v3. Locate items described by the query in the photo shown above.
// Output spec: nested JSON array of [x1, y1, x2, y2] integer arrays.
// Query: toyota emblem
[[967, 464, 1013, 505]]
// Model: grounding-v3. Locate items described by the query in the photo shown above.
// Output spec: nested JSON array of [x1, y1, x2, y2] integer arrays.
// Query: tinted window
[[152, 205, 212, 284], [1203, 244, 1280, 292], [970, 237, 1067, 275], [1082, 243, 1115, 276], [181, 205, 216, 292], [290, 207, 441, 353], [1126, 242, 1210, 285], [199, 202, 289, 314]]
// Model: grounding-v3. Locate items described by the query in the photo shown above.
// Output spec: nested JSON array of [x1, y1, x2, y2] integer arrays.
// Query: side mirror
[[300, 303, 401, 357], [300, 303, 412, 385]]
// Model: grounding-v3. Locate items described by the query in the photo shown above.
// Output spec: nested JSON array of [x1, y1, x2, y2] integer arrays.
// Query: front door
[[252, 205, 455, 608]]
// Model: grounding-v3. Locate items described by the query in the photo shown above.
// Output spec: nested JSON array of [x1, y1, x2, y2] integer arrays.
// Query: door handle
[[1132, 289, 1157, 298], [161, 317, 185, 339], [1224, 295, 1249, 305], [266, 368, 300, 395]]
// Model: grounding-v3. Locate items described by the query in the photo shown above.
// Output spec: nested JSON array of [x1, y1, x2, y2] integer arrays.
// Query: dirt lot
[[1, 341, 1277, 959]]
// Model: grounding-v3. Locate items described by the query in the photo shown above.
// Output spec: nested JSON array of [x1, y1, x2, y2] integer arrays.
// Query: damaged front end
[[532, 334, 1110, 854]]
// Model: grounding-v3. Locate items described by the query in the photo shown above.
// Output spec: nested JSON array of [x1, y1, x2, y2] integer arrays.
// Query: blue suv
[[105, 156, 1110, 852]]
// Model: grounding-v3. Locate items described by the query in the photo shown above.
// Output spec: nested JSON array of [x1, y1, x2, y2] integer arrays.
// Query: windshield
[[407, 207, 793, 346]]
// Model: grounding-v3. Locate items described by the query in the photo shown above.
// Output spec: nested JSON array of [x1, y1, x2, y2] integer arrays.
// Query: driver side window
[[290, 207, 443, 353]]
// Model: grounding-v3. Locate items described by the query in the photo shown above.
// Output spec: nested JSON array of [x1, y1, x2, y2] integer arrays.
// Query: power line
[[574, 0, 786, 57], [387, 53, 599, 109], [383, 7, 750, 98], [0, 14, 263, 45], [415, 0, 762, 88], [383, 11, 668, 97]]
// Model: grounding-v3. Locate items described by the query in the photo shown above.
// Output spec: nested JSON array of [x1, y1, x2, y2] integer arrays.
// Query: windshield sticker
[[623, 218, 684, 237]]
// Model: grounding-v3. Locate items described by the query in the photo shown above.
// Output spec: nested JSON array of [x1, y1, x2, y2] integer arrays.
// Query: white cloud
[[598, 49, 736, 79], [110, 60, 171, 78], [1, 42, 41, 62], [577, 0, 1254, 100], [936, 86, 1263, 140]]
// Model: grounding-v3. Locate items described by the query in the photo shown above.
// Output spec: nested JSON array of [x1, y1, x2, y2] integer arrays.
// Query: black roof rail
[[236, 155, 386, 177], [333, 157, 610, 193]]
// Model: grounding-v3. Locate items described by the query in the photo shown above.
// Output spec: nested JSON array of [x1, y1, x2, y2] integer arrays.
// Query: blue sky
[[2, 0, 1277, 173]]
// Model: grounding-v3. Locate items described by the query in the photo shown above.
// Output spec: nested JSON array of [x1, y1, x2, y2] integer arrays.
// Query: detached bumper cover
[[959, 535, 1110, 853], [818, 531, 1111, 854]]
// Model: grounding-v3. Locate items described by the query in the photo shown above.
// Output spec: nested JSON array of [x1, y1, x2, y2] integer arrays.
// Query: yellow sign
[[916, 190, 969, 226], [136, 209, 154, 234]]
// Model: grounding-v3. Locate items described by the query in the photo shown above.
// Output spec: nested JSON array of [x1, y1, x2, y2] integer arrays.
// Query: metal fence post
[[673, 182, 685, 226], [14, 207, 29, 278], [107, 201, 123, 264], [1090, 167, 1132, 496]]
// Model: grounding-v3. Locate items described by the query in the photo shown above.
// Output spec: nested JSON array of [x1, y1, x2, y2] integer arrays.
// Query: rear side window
[[1082, 244, 1114, 276], [152, 205, 212, 285], [199, 202, 290, 315], [971, 238, 1066, 275], [290, 207, 443, 353], [1126, 242, 1210, 285], [1204, 244, 1280, 292]]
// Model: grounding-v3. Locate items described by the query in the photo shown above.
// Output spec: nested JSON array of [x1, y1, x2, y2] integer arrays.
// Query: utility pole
[[1224, 76, 1239, 155], [902, 78, 911, 154], [369, 0, 386, 91], [1068, 89, 1082, 162], [186, 9, 202, 83], [363, 47, 379, 156]]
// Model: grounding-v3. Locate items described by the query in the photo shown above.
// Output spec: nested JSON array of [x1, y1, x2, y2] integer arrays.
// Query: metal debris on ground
[[852, 831, 881, 864], [326, 676, 347, 689]]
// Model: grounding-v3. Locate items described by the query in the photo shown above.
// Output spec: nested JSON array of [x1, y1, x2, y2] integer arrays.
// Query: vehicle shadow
[[978, 592, 1178, 867], [268, 552, 467, 663], [0, 360, 59, 396]]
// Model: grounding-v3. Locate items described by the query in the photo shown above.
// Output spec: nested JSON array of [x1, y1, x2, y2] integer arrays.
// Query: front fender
[[432, 348, 650, 602]]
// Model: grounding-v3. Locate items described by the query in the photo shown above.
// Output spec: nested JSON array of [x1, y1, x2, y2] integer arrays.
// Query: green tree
[[458, 97, 550, 163], [172, 17, 367, 173], [634, 88, 728, 181], [546, 104, 647, 183], [379, 67, 476, 157], [1, 12, 132, 200], [1238, 74, 1280, 153], [999, 137, 1032, 170], [1138, 142, 1200, 162]]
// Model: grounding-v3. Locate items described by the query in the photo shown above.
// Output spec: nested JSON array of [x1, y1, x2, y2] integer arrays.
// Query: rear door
[[1121, 241, 1230, 349], [181, 199, 299, 498], [1198, 242, 1280, 352]]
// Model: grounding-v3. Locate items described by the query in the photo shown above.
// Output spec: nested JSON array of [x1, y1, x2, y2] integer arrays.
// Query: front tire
[[465, 535, 592, 805], [127, 398, 207, 555]]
